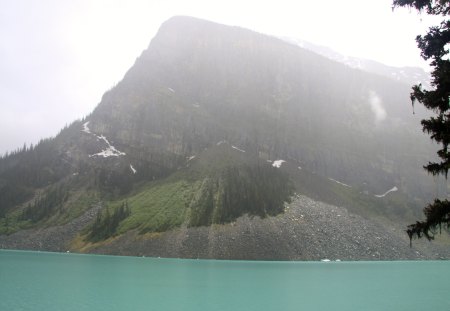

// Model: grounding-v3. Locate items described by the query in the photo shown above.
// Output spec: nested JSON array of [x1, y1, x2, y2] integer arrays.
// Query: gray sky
[[0, 0, 440, 155]]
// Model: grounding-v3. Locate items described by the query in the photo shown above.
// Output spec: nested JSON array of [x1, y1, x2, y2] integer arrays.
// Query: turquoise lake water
[[0, 250, 449, 311]]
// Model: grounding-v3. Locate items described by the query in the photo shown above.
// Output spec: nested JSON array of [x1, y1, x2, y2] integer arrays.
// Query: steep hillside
[[0, 16, 447, 259], [88, 16, 438, 201]]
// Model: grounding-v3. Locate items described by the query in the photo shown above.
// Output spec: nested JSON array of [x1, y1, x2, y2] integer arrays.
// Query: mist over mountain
[[283, 37, 431, 88], [0, 16, 448, 259]]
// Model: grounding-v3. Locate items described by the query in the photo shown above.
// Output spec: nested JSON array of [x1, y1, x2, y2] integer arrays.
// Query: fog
[[0, 0, 440, 155]]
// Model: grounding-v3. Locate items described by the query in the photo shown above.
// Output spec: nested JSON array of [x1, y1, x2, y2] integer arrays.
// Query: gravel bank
[[1, 196, 449, 260], [88, 195, 450, 260], [0, 204, 102, 252]]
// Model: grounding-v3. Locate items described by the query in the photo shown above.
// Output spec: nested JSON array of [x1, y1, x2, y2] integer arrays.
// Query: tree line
[[393, 0, 450, 242], [19, 184, 69, 222], [87, 201, 131, 242]]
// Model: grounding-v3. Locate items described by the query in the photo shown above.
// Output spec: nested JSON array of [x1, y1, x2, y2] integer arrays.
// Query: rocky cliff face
[[0, 16, 447, 259], [88, 16, 437, 199]]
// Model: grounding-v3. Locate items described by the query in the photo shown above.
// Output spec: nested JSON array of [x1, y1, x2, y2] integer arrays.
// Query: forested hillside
[[0, 16, 447, 258]]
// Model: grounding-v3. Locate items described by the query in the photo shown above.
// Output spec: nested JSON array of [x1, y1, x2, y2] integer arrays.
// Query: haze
[[0, 0, 439, 155]]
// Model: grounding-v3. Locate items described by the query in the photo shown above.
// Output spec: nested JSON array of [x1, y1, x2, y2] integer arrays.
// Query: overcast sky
[[0, 0, 440, 155]]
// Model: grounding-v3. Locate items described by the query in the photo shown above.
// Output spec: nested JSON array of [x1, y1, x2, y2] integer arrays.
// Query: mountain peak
[[152, 16, 234, 45], [162, 15, 219, 27], [150, 15, 271, 50], [0, 16, 446, 259]]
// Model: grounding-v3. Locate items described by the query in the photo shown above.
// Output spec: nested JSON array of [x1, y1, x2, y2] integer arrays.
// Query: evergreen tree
[[393, 0, 450, 242], [19, 184, 69, 222], [87, 201, 131, 242]]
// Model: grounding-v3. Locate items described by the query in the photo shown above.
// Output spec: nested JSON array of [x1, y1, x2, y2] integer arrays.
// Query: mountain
[[283, 37, 431, 88], [0, 16, 448, 260]]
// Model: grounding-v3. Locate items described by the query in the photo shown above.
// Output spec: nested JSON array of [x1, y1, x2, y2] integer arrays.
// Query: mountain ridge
[[0, 16, 448, 259], [282, 36, 431, 88]]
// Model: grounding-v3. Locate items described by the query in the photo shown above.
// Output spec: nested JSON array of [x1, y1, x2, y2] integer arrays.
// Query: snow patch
[[130, 164, 137, 174], [97, 135, 110, 145], [231, 145, 245, 153], [321, 259, 331, 262], [90, 146, 126, 158], [328, 178, 351, 188], [272, 160, 285, 168], [90, 135, 125, 158], [168, 87, 175, 93], [298, 166, 302, 170], [81, 121, 91, 134], [192, 103, 200, 108], [215, 141, 245, 152], [89, 135, 125, 157], [82, 121, 126, 158], [375, 186, 398, 198], [187, 156, 196, 161]]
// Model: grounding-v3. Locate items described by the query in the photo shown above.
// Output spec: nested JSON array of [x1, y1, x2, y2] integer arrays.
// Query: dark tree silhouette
[[87, 201, 131, 242], [393, 0, 450, 243]]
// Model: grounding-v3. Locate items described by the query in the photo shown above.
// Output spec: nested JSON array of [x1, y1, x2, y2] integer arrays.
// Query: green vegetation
[[45, 190, 100, 226], [0, 214, 27, 235], [0, 190, 99, 235], [0, 183, 33, 218], [87, 201, 131, 242], [0, 15, 441, 250], [189, 164, 293, 226], [393, 0, 450, 241], [83, 145, 294, 241], [117, 180, 191, 234], [19, 184, 69, 222], [0, 138, 71, 216]]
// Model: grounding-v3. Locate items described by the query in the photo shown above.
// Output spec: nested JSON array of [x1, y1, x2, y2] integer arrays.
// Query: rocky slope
[[0, 16, 448, 259], [2, 195, 448, 260], [85, 195, 450, 260]]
